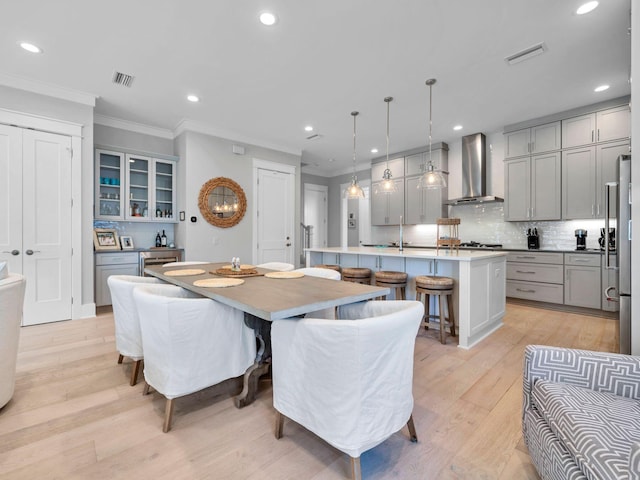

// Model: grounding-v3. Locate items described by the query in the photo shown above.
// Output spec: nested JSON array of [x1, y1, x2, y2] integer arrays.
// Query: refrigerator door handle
[[604, 181, 618, 270], [605, 286, 619, 302]]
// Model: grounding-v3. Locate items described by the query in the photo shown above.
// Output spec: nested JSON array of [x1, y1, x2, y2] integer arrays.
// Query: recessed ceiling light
[[594, 84, 610, 92], [187, 95, 200, 102], [371, 148, 379, 154], [259, 12, 278, 26], [304, 125, 313, 132], [19, 42, 42, 54], [453, 125, 463, 131], [328, 158, 335, 163], [576, 1, 598, 15]]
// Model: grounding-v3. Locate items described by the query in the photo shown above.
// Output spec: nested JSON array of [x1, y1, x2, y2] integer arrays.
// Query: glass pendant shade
[[418, 78, 448, 189], [375, 97, 398, 195], [343, 111, 365, 200]]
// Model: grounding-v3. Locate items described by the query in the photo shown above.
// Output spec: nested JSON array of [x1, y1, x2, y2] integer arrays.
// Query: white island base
[[306, 247, 507, 349]]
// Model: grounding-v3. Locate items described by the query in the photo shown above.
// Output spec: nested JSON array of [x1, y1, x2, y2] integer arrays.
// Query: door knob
[[1, 250, 20, 256], [25, 249, 40, 255], [286, 243, 291, 247]]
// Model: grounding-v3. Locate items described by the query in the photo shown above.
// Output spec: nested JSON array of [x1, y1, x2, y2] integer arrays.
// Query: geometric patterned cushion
[[532, 379, 640, 480]]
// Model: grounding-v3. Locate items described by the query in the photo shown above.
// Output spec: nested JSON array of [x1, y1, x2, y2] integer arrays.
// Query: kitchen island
[[306, 247, 508, 349]]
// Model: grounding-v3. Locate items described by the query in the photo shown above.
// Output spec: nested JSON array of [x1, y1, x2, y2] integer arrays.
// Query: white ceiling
[[1, 0, 631, 176]]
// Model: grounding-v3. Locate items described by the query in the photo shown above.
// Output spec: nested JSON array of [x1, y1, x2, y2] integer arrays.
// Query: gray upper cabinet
[[562, 105, 630, 149], [371, 179, 404, 225], [562, 146, 596, 219], [596, 141, 629, 219], [504, 152, 561, 221], [504, 122, 561, 159], [371, 157, 404, 182]]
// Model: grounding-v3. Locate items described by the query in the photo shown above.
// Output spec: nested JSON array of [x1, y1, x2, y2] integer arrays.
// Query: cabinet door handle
[[2, 250, 20, 256], [572, 259, 591, 263], [597, 129, 600, 142], [516, 255, 536, 259], [531, 141, 535, 152], [25, 249, 41, 255], [516, 288, 536, 293], [591, 205, 595, 217], [434, 260, 438, 275], [591, 130, 594, 142], [515, 270, 536, 274]]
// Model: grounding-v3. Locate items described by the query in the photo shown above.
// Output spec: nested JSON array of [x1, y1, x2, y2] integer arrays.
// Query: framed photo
[[93, 228, 121, 251], [348, 218, 357, 229], [120, 235, 134, 250]]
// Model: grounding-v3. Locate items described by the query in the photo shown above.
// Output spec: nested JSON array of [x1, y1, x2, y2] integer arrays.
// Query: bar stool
[[342, 267, 372, 285], [374, 271, 408, 300], [415, 275, 456, 344], [314, 264, 342, 274]]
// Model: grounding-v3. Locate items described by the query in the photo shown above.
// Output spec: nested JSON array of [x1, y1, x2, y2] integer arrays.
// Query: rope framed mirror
[[198, 177, 247, 228]]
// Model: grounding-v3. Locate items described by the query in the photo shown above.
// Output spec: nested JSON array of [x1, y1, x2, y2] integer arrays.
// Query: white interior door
[[21, 130, 72, 325], [303, 183, 328, 248], [0, 125, 22, 274], [255, 165, 295, 264]]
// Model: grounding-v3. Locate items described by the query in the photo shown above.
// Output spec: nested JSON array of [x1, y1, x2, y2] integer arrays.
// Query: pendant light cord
[[351, 111, 358, 175], [385, 97, 391, 169], [426, 79, 436, 167]]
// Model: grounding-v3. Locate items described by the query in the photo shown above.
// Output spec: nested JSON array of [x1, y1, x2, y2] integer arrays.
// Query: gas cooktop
[[459, 241, 503, 248]]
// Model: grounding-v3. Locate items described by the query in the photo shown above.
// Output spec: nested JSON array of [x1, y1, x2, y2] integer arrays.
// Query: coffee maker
[[599, 228, 616, 251], [575, 229, 587, 250]]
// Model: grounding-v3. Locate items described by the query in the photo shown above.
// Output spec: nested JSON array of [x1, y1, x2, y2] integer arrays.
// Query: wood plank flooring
[[0, 302, 618, 479]]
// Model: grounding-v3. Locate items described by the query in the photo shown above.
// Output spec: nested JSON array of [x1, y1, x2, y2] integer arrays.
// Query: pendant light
[[374, 97, 398, 195], [343, 111, 365, 199], [418, 78, 449, 189]]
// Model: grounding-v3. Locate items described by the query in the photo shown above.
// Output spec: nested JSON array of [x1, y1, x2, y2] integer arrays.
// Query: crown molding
[[174, 118, 302, 157], [0, 73, 97, 107], [94, 114, 174, 139], [301, 161, 371, 178]]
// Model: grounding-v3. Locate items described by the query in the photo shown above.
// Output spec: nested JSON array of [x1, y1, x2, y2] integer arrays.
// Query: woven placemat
[[164, 268, 206, 277], [193, 278, 245, 288], [264, 271, 304, 279], [214, 266, 259, 276]]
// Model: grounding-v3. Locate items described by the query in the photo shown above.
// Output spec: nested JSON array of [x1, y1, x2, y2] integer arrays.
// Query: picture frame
[[93, 228, 121, 251], [120, 235, 134, 250]]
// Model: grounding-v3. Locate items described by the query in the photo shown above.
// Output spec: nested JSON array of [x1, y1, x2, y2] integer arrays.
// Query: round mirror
[[198, 177, 247, 228]]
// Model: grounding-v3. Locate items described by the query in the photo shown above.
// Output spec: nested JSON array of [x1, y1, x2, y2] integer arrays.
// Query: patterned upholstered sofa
[[523, 345, 640, 480]]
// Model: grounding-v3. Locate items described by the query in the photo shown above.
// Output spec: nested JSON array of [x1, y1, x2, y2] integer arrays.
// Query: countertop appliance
[[575, 229, 587, 250], [599, 228, 616, 251], [605, 154, 631, 354]]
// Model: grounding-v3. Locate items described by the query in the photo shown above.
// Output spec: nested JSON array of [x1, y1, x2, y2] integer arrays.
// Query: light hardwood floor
[[0, 302, 617, 479]]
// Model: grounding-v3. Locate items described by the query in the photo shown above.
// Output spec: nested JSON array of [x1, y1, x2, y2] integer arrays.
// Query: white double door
[[0, 124, 73, 326]]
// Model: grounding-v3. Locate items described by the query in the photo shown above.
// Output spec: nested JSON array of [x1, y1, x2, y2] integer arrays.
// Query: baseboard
[[506, 298, 618, 319]]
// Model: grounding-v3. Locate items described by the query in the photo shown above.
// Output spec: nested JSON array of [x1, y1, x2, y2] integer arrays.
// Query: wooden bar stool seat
[[415, 275, 456, 344], [314, 264, 342, 273], [374, 271, 408, 300], [342, 267, 372, 285]]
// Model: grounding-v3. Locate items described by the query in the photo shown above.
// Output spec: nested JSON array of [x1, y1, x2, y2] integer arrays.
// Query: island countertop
[[304, 246, 507, 261]]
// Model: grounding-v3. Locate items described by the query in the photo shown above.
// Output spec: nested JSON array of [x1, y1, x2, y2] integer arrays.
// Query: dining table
[[144, 262, 389, 408]]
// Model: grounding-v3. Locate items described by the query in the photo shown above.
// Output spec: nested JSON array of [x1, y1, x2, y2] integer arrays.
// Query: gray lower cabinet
[[506, 252, 564, 304], [564, 254, 601, 309], [321, 252, 357, 267], [95, 252, 140, 306]]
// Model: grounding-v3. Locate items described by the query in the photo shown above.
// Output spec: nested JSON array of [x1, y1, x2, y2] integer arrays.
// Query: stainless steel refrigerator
[[606, 154, 631, 354]]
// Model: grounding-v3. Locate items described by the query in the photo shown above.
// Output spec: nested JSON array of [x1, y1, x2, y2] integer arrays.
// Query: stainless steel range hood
[[446, 133, 503, 205]]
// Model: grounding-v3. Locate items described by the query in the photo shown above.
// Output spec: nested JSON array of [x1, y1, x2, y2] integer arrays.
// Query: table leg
[[234, 313, 272, 408]]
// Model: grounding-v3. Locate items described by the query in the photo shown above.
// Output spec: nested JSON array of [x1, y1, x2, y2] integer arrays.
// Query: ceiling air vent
[[505, 42, 546, 66], [112, 71, 135, 87], [306, 133, 322, 140]]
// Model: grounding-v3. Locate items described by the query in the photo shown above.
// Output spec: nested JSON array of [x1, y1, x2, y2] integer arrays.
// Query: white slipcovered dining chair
[[107, 275, 165, 385], [256, 262, 295, 271], [0, 272, 26, 410], [133, 284, 256, 432], [272, 300, 424, 480], [294, 267, 341, 319]]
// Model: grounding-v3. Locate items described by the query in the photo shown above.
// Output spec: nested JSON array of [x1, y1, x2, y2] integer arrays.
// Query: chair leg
[[447, 293, 456, 337], [163, 398, 175, 433], [143, 382, 151, 396], [130, 359, 142, 386], [407, 414, 418, 443], [350, 456, 362, 480], [438, 295, 446, 344], [274, 410, 284, 439], [117, 354, 124, 364]]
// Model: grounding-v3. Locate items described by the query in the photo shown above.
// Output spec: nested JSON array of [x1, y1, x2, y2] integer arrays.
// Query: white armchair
[[107, 275, 165, 385], [133, 284, 256, 432], [272, 300, 424, 479], [294, 267, 341, 319], [0, 273, 26, 410], [256, 262, 295, 271]]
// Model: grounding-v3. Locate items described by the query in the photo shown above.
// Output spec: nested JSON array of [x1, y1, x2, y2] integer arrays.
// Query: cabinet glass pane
[[155, 161, 174, 219], [128, 157, 149, 218], [98, 152, 122, 218]]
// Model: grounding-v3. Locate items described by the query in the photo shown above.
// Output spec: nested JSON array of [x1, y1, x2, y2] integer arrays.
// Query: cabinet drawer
[[507, 262, 563, 283], [95, 252, 139, 266], [506, 252, 563, 264], [507, 280, 563, 304], [564, 253, 601, 267]]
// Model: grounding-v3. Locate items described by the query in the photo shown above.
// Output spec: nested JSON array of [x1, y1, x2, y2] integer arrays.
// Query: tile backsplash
[[371, 203, 607, 251], [93, 221, 177, 249]]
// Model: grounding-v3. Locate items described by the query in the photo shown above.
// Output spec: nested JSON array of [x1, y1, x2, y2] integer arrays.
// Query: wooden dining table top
[[144, 263, 389, 321]]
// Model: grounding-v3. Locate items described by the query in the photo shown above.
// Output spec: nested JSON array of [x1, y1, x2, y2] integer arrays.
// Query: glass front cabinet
[[95, 149, 177, 222]]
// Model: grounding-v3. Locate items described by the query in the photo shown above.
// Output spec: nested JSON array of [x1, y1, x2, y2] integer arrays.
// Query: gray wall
[[94, 124, 174, 155], [0, 85, 95, 306], [176, 131, 302, 263]]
